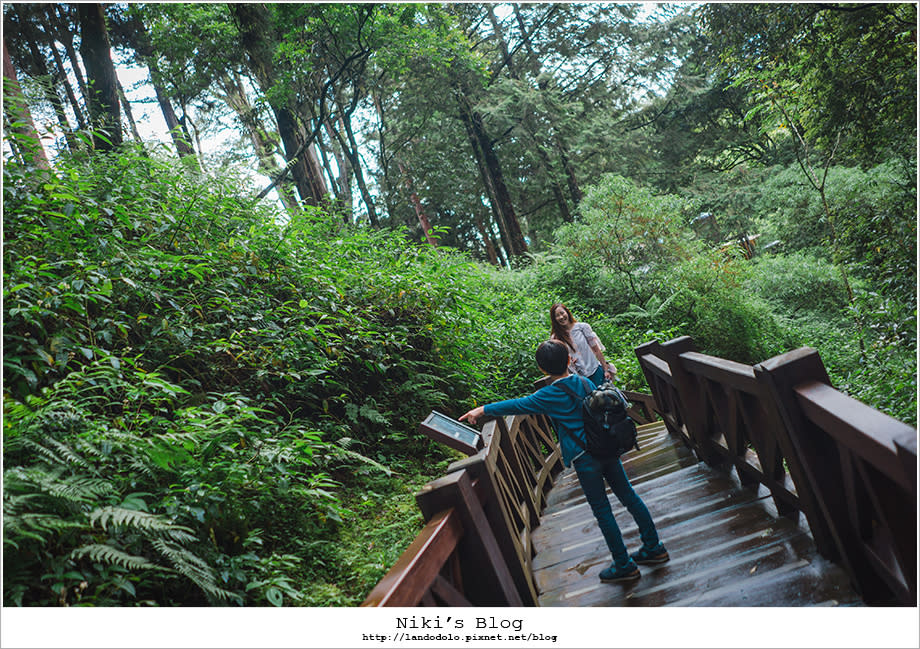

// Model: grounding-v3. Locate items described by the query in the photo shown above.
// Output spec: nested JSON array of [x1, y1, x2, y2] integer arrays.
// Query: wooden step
[[531, 424, 863, 607]]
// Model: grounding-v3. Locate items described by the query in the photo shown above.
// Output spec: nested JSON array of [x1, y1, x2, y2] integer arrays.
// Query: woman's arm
[[589, 342, 615, 380]]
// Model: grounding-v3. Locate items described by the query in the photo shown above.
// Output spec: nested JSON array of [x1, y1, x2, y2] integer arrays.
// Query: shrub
[[745, 250, 852, 318]]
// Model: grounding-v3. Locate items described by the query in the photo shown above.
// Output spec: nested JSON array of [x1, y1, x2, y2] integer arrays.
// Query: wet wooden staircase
[[362, 337, 916, 608], [533, 420, 863, 606]]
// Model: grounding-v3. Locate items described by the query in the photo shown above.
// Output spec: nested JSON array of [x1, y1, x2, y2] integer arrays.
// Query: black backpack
[[557, 376, 639, 459]]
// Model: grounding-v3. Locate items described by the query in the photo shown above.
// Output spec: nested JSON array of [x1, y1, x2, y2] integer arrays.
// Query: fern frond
[[70, 544, 163, 571], [328, 439, 393, 476], [43, 437, 91, 469], [89, 507, 195, 541], [44, 475, 114, 502], [18, 438, 70, 467], [127, 456, 157, 480], [3, 512, 85, 547], [151, 538, 239, 603], [8, 466, 108, 504]]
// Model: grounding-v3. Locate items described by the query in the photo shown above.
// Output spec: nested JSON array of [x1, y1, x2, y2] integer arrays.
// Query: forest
[[2, 2, 916, 608]]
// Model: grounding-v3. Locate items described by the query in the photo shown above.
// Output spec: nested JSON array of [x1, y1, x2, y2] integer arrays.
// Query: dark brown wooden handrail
[[362, 408, 564, 606], [365, 336, 915, 607], [362, 507, 464, 607], [794, 380, 914, 490], [637, 337, 917, 606]]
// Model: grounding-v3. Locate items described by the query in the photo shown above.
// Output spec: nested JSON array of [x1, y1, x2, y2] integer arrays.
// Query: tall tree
[[2, 39, 51, 170], [107, 5, 195, 157], [77, 3, 122, 150], [455, 86, 528, 257], [215, 70, 300, 214], [3, 5, 75, 151], [231, 3, 328, 207]]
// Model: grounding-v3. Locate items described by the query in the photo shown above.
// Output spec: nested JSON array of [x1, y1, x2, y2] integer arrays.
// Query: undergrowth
[[4, 142, 914, 607]]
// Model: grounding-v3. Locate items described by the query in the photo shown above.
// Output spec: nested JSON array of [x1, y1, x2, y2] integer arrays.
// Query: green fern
[[45, 475, 114, 503], [7, 466, 113, 504], [613, 291, 684, 327], [327, 438, 393, 477], [3, 511, 84, 548], [70, 544, 163, 571], [151, 538, 241, 604], [89, 507, 196, 543]]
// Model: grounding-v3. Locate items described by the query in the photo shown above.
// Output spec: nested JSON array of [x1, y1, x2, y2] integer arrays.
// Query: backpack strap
[[555, 377, 592, 453], [555, 376, 592, 405]]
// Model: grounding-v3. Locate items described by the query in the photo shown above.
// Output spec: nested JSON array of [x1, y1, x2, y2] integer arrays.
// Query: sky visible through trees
[[2, 2, 916, 645]]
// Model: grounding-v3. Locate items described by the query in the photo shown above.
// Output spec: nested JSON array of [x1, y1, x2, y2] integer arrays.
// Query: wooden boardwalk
[[532, 420, 864, 607]]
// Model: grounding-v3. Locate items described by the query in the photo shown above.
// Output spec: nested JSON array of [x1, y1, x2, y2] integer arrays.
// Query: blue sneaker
[[599, 560, 640, 583], [630, 544, 669, 565]]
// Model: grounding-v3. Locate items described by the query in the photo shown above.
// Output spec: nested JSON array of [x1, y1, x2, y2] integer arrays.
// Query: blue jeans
[[587, 364, 605, 387], [573, 452, 660, 568]]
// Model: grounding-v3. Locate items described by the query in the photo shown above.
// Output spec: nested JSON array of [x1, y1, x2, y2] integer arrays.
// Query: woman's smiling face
[[553, 306, 570, 327]]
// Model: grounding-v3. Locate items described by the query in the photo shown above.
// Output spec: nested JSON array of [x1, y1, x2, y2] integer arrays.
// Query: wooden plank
[[534, 483, 779, 583], [534, 499, 781, 596], [664, 553, 862, 607], [681, 351, 759, 393], [362, 507, 463, 607], [537, 505, 858, 607], [795, 381, 916, 489], [530, 407, 865, 607]]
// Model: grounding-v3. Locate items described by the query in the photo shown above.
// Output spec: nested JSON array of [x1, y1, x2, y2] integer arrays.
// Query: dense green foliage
[[3, 143, 469, 605], [3, 1, 915, 609], [5, 139, 914, 605]]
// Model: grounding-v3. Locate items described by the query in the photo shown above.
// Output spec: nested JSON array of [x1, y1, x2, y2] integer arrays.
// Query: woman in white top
[[550, 302, 616, 387]]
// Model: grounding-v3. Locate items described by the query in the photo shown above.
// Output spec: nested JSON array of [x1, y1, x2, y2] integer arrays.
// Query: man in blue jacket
[[460, 339, 668, 583]]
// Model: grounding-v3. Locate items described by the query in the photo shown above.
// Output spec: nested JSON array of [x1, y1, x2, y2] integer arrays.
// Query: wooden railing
[[364, 336, 915, 607], [362, 411, 564, 606], [636, 336, 917, 606]]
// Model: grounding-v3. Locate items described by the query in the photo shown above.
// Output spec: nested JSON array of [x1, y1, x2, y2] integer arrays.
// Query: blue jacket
[[483, 374, 592, 467]]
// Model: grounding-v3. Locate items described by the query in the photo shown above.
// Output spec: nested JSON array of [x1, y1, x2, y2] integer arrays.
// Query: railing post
[[635, 340, 662, 404], [636, 340, 685, 439], [755, 346, 917, 604], [657, 336, 724, 468], [753, 348, 840, 559], [415, 469, 524, 606], [754, 347, 845, 561]]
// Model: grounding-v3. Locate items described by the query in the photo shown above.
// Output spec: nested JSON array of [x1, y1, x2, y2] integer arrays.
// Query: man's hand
[[459, 406, 485, 425]]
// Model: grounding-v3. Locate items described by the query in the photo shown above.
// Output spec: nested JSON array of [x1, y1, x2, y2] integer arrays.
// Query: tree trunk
[[217, 72, 300, 214], [49, 5, 88, 102], [460, 109, 513, 262], [305, 140, 329, 206], [397, 159, 435, 246], [151, 79, 194, 157], [118, 12, 192, 157], [23, 29, 74, 150], [231, 3, 328, 206], [177, 107, 201, 159], [322, 113, 351, 215], [341, 112, 379, 227], [456, 91, 527, 257], [474, 213, 500, 266], [488, 6, 573, 223], [372, 90, 401, 224], [115, 75, 143, 145], [2, 40, 51, 170], [77, 3, 122, 150], [558, 145, 583, 205], [45, 31, 87, 130]]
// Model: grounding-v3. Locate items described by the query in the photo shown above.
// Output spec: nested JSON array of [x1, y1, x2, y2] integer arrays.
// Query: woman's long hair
[[550, 303, 576, 349]]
